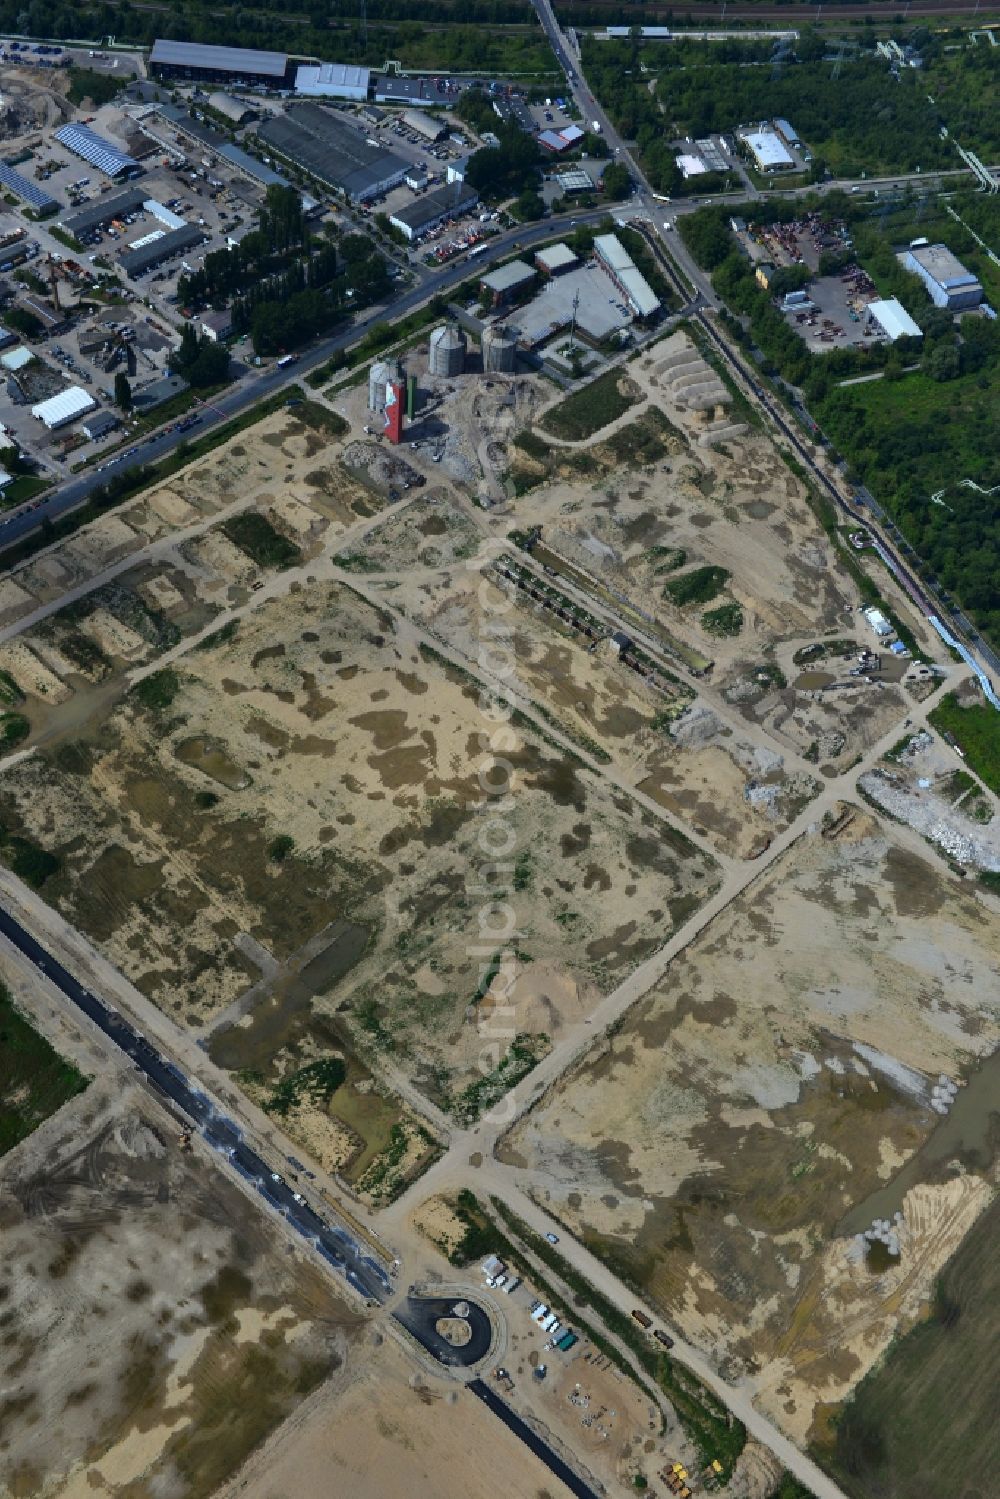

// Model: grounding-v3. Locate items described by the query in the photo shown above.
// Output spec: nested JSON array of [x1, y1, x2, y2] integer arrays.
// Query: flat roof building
[[388, 182, 478, 240], [773, 118, 800, 147], [373, 74, 462, 107], [80, 409, 119, 441], [535, 242, 578, 275], [54, 123, 141, 180], [118, 222, 206, 278], [199, 308, 233, 341], [31, 386, 96, 429], [593, 233, 660, 319], [257, 105, 408, 201], [149, 39, 289, 86], [902, 242, 982, 311], [676, 152, 709, 179], [866, 297, 923, 342], [556, 168, 592, 193], [738, 128, 795, 172], [481, 259, 536, 305], [294, 62, 370, 102]]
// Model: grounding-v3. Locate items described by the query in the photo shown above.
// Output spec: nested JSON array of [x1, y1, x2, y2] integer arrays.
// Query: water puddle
[[174, 736, 249, 790], [838, 1046, 1000, 1234]]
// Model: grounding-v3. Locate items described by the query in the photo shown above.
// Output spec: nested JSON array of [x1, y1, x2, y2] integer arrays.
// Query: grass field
[[663, 564, 731, 607], [823, 1194, 1000, 1499], [928, 692, 1000, 795], [0, 985, 87, 1155], [539, 369, 638, 441]]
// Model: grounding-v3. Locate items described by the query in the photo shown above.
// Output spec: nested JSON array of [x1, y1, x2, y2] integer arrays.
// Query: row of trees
[[230, 232, 389, 356]]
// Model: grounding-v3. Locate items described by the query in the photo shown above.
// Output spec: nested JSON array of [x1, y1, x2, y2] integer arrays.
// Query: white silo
[[368, 357, 403, 412], [481, 323, 516, 374]]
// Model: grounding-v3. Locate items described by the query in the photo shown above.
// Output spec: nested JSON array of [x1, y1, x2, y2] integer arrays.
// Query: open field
[[0, 1077, 362, 1499], [500, 806, 1000, 1443], [0, 578, 719, 1128], [0, 983, 87, 1156], [822, 1192, 1000, 1499], [218, 1330, 559, 1499]]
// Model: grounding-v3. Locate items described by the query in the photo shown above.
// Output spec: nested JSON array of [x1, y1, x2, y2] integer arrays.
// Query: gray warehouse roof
[[482, 259, 536, 293], [908, 242, 980, 292], [0, 161, 58, 212], [55, 123, 140, 179], [149, 39, 288, 78], [119, 222, 206, 277], [389, 182, 478, 234], [61, 186, 148, 236], [257, 104, 408, 199], [218, 142, 289, 188]]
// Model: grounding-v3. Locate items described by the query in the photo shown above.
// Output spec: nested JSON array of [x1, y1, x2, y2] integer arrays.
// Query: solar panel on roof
[[55, 123, 140, 179], [0, 161, 58, 212]]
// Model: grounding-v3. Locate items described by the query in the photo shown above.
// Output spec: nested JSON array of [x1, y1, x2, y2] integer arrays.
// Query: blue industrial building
[[902, 241, 983, 311]]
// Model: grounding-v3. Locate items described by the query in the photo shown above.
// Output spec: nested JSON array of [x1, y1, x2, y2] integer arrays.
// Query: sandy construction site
[[500, 803, 1000, 1443], [0, 1075, 363, 1499]]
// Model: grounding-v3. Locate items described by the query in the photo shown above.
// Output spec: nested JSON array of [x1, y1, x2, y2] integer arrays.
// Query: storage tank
[[481, 323, 516, 374], [368, 357, 403, 412], [428, 322, 466, 378]]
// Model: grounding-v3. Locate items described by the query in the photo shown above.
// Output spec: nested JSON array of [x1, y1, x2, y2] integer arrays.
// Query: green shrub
[[133, 669, 180, 712], [664, 566, 731, 607]]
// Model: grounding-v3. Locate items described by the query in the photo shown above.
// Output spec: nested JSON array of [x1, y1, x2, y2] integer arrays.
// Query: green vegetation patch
[[824, 1193, 1000, 1499], [663, 565, 731, 608], [222, 512, 301, 570], [0, 712, 29, 750], [290, 398, 349, 439], [67, 66, 134, 107], [133, 669, 180, 714], [928, 694, 1000, 796], [265, 1057, 346, 1119], [701, 603, 743, 638], [0, 984, 87, 1155], [540, 369, 637, 442]]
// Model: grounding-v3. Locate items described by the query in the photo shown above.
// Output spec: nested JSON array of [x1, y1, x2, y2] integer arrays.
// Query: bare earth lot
[[0, 1079, 362, 1499], [500, 806, 1000, 1444]]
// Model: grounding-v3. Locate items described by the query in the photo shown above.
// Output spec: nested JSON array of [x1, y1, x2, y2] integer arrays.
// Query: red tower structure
[[384, 378, 404, 444]]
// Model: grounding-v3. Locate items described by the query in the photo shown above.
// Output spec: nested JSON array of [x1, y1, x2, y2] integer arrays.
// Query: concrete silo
[[481, 323, 516, 375], [368, 357, 403, 412], [428, 322, 466, 378]]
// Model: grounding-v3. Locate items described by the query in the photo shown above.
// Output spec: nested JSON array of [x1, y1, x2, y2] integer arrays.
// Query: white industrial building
[[901, 241, 983, 311], [294, 62, 371, 102], [863, 606, 893, 638], [676, 152, 709, 179], [593, 233, 660, 319], [31, 386, 96, 429], [738, 128, 795, 172], [866, 298, 922, 343]]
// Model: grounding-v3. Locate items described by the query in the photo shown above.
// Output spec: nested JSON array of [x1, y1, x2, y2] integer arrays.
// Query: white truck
[[591, 120, 601, 133]]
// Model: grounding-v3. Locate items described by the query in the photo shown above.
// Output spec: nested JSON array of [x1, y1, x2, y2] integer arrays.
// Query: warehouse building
[[865, 298, 923, 343], [119, 223, 206, 278], [207, 92, 257, 124], [32, 386, 96, 429], [218, 142, 290, 190], [61, 187, 153, 238], [593, 233, 660, 319], [773, 118, 800, 147], [199, 308, 233, 341], [295, 62, 371, 102], [54, 123, 141, 180], [481, 259, 536, 306], [738, 127, 795, 172], [149, 39, 289, 87], [80, 409, 119, 441], [373, 74, 462, 107], [257, 105, 408, 201], [402, 109, 446, 142], [901, 241, 983, 311], [0, 161, 58, 214], [388, 182, 478, 241]]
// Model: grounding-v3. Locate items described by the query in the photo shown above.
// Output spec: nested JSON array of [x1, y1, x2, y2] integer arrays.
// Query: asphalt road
[[0, 902, 392, 1305]]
